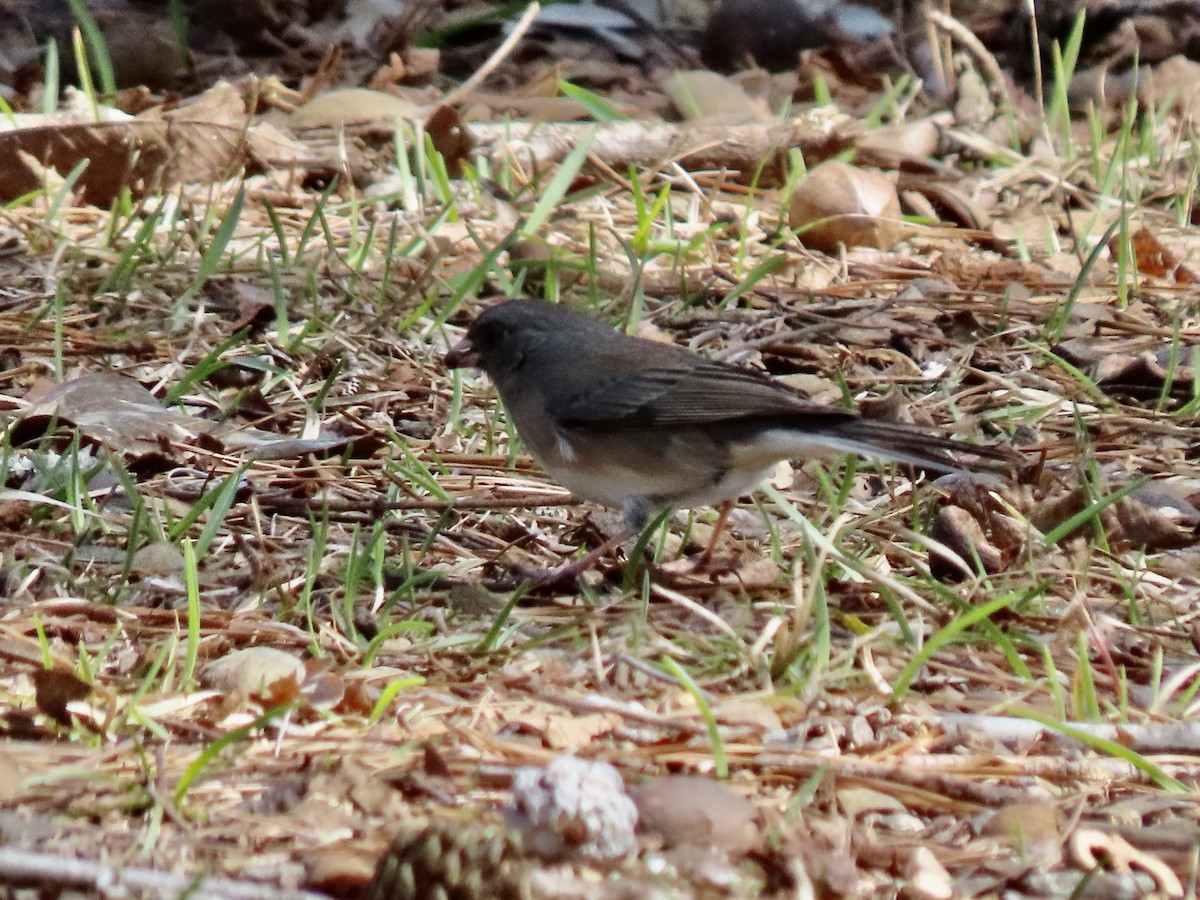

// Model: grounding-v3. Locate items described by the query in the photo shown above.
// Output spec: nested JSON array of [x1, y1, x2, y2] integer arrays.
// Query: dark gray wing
[[549, 352, 841, 427]]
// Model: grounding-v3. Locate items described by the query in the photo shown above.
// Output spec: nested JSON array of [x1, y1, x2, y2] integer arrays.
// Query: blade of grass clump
[[1019, 340, 1111, 407], [267, 254, 290, 341], [1041, 643, 1067, 720], [52, 281, 68, 381], [193, 465, 249, 559], [181, 539, 201, 688], [722, 147, 776, 284], [161, 328, 253, 406], [65, 0, 116, 95], [1095, 73, 1139, 203], [97, 197, 172, 295], [339, 520, 388, 641], [166, 465, 248, 551], [368, 677, 426, 724], [1044, 9, 1086, 150], [173, 704, 296, 806], [392, 119, 421, 213], [759, 485, 932, 647], [860, 74, 914, 128], [262, 198, 291, 266], [388, 443, 452, 501], [890, 594, 1013, 700], [102, 187, 137, 250], [614, 233, 647, 329], [297, 513, 329, 643], [174, 187, 245, 318], [65, 17, 109, 118], [929, 580, 1034, 681], [621, 510, 671, 592], [1039, 476, 1146, 547], [721, 253, 790, 309], [476, 588, 528, 654], [395, 209, 489, 331], [812, 73, 832, 106], [295, 180, 339, 260], [64, 435, 102, 537], [32, 613, 53, 668], [41, 39, 59, 118], [338, 184, 376, 281], [1072, 629, 1101, 720], [1156, 317, 1183, 412], [422, 131, 455, 213], [428, 219, 524, 329], [362, 621, 436, 668], [629, 173, 672, 259], [520, 128, 597, 237], [117, 639, 172, 732], [659, 655, 727, 779], [42, 159, 90, 243], [558, 80, 630, 122], [376, 217, 403, 306], [341, 524, 365, 640], [1014, 707, 1188, 793], [772, 543, 831, 687], [1043, 207, 1121, 340]]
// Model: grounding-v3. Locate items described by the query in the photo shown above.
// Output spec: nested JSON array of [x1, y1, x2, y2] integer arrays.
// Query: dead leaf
[[904, 846, 953, 900], [982, 801, 1064, 867], [631, 776, 760, 854], [290, 88, 422, 129], [14, 373, 359, 462], [31, 668, 91, 726], [660, 70, 770, 122], [201, 647, 304, 696], [789, 160, 901, 252], [929, 505, 1008, 579], [130, 542, 185, 577]]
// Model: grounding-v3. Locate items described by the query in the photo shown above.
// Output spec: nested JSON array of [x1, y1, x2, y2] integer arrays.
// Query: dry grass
[[1, 53, 1200, 899]]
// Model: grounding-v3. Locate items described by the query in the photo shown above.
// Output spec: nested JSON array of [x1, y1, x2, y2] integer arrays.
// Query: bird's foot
[[527, 527, 638, 591]]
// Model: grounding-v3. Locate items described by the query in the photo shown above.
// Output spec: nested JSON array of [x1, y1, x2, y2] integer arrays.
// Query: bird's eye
[[472, 318, 505, 346]]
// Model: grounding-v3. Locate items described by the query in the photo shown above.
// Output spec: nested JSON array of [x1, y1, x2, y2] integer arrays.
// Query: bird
[[445, 298, 1013, 571]]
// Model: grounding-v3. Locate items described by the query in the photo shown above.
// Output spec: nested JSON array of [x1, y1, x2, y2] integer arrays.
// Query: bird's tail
[[821, 417, 1019, 476]]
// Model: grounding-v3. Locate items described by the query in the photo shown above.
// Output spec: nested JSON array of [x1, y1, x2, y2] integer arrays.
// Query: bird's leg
[[530, 503, 665, 590], [531, 525, 638, 590], [690, 501, 734, 572]]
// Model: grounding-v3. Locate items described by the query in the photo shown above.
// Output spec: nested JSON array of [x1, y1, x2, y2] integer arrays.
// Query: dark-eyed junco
[[445, 299, 1013, 532]]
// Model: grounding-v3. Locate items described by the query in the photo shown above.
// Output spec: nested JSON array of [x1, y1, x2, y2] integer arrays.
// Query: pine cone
[[367, 823, 532, 900]]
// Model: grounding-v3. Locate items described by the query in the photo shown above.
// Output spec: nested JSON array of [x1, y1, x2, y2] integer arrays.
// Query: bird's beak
[[444, 336, 479, 369]]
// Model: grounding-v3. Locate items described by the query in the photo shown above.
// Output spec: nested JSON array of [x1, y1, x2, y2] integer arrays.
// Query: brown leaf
[[201, 647, 304, 697], [290, 88, 421, 129], [929, 504, 1008, 580], [660, 70, 771, 122], [981, 801, 1064, 867], [0, 82, 248, 206], [31, 668, 91, 726], [424, 106, 475, 173], [631, 776, 760, 854], [14, 373, 358, 462], [1032, 484, 1197, 551], [789, 160, 901, 253], [130, 542, 185, 577], [1118, 227, 1177, 279]]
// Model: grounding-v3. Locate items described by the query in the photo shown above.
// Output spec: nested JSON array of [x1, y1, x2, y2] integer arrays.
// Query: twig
[[925, 9, 1011, 110], [440, 2, 541, 108], [0, 847, 334, 900]]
